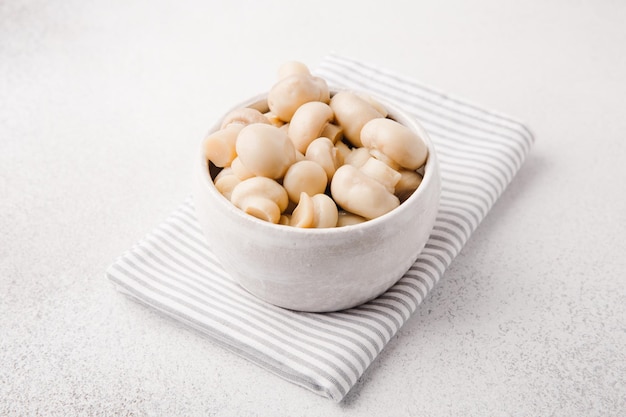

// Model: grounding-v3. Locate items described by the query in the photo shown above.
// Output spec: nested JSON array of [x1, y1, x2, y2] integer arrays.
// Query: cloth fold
[[106, 54, 534, 401]]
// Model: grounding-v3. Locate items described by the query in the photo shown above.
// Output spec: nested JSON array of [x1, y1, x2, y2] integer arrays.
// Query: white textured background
[[1, 0, 625, 416]]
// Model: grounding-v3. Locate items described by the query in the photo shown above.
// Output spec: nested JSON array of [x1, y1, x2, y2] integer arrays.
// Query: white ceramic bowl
[[193, 91, 441, 312]]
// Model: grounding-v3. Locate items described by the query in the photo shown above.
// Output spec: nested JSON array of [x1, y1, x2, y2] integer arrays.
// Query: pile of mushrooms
[[203, 61, 428, 228]]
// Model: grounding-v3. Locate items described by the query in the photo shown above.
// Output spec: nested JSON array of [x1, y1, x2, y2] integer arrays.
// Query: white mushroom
[[230, 177, 289, 224], [334, 140, 352, 161], [311, 193, 338, 228], [329, 91, 384, 147], [220, 107, 270, 129], [287, 101, 334, 153], [290, 192, 338, 228], [305, 137, 344, 180], [282, 160, 328, 203], [336, 211, 367, 227], [213, 168, 241, 200], [395, 169, 423, 202], [330, 164, 400, 220], [360, 118, 428, 170], [344, 147, 371, 168], [277, 60, 311, 79], [290, 192, 314, 228], [359, 157, 401, 194], [320, 123, 343, 144], [368, 148, 401, 171], [230, 157, 255, 180], [235, 123, 296, 179], [202, 124, 243, 168], [267, 73, 330, 122], [214, 175, 241, 200], [314, 78, 331, 104]]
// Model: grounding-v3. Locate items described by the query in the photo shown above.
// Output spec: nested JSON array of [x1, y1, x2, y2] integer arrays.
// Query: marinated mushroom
[[331, 164, 400, 220], [334, 140, 352, 161], [395, 169, 423, 202], [235, 123, 296, 179], [230, 177, 289, 224], [287, 102, 334, 153], [320, 123, 343, 144], [311, 193, 339, 228], [359, 157, 401, 194], [202, 124, 242, 168], [282, 160, 328, 203], [368, 148, 401, 171], [329, 91, 385, 147], [290, 193, 338, 228], [336, 211, 367, 227], [290, 192, 314, 227], [267, 73, 330, 122], [220, 107, 270, 129], [305, 137, 344, 180], [230, 156, 255, 180], [344, 146, 371, 168], [214, 168, 241, 200], [360, 118, 428, 170], [277, 60, 311, 79], [204, 61, 431, 227]]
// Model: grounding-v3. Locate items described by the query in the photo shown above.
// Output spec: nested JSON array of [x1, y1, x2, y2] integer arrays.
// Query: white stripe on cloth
[[106, 54, 535, 402]]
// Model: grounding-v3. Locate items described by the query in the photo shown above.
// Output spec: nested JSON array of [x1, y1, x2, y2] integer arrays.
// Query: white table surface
[[2, 0, 625, 415]]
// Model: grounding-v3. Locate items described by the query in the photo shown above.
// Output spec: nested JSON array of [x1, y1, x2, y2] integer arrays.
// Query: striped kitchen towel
[[106, 54, 534, 402]]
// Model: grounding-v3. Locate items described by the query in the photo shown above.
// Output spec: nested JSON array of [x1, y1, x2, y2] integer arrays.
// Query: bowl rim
[[197, 88, 440, 236]]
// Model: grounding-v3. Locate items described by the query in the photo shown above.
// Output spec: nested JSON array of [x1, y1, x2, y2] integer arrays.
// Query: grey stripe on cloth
[[106, 54, 534, 402]]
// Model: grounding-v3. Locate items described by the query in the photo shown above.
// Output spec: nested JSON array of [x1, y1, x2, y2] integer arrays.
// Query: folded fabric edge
[[105, 269, 345, 401]]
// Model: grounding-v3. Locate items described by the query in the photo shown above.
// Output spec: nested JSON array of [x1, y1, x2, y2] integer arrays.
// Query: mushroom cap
[[235, 123, 296, 179], [334, 140, 352, 161], [396, 169, 423, 202], [230, 177, 289, 223], [287, 101, 334, 153], [282, 160, 328, 203], [290, 192, 315, 228], [344, 146, 371, 168], [230, 157, 255, 180], [277, 61, 311, 80], [213, 168, 241, 200], [336, 210, 367, 227], [329, 91, 384, 147], [220, 107, 270, 129], [360, 118, 428, 170], [311, 193, 339, 228], [202, 124, 242, 168], [267, 74, 330, 122], [330, 164, 400, 220], [290, 192, 338, 228], [320, 123, 343, 144], [305, 137, 343, 180], [359, 157, 401, 194]]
